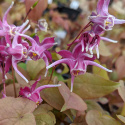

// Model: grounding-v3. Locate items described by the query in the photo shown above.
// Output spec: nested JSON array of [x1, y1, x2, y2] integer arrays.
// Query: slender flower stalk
[[67, 21, 92, 50], [2, 61, 6, 95], [12, 66, 17, 98]]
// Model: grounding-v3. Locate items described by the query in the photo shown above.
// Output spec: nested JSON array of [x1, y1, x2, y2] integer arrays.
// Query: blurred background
[[0, 0, 125, 124]]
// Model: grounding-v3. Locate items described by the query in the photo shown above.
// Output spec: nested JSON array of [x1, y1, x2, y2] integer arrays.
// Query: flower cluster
[[0, 2, 55, 82], [0, 2, 60, 104], [47, 0, 125, 92]]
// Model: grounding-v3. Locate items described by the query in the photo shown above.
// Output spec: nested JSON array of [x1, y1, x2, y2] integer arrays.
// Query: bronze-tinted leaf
[[34, 104, 56, 125], [40, 80, 64, 110], [86, 110, 121, 125], [67, 73, 119, 99], [59, 82, 87, 112], [25, 0, 47, 22], [26, 59, 45, 80], [0, 97, 36, 125]]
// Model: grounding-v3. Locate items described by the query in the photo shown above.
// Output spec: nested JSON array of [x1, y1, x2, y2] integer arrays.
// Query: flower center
[[36, 101, 40, 106], [73, 70, 80, 76], [33, 53, 37, 57], [105, 21, 111, 26], [9, 27, 16, 36]]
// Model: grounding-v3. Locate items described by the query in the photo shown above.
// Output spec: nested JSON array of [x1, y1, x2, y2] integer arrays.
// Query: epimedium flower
[[6, 32, 30, 83], [28, 36, 55, 61], [47, 44, 112, 92], [70, 31, 117, 58], [16, 34, 56, 76], [19, 77, 61, 105], [35, 19, 48, 33], [88, 0, 125, 32], [0, 1, 30, 40]]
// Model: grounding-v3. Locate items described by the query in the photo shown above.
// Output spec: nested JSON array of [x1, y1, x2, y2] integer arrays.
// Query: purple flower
[[28, 36, 55, 61], [17, 35, 55, 76], [6, 33, 29, 83], [19, 78, 61, 104], [47, 44, 112, 92], [89, 0, 125, 32], [0, 2, 30, 39], [72, 31, 117, 58], [35, 19, 48, 33]]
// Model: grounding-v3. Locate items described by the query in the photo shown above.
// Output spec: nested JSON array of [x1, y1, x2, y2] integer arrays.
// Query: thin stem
[[23, 0, 40, 22], [2, 61, 6, 95], [12, 66, 17, 98], [47, 66, 56, 84], [24, 8, 31, 22], [67, 21, 92, 50]]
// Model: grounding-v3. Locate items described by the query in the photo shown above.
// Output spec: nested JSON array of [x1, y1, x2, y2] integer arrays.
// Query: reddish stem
[[2, 60, 6, 95], [12, 66, 17, 98], [67, 21, 92, 50], [47, 66, 56, 84], [23, 0, 40, 22]]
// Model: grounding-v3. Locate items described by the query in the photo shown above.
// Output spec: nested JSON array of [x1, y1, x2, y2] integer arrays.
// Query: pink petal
[[0, 30, 5, 36], [46, 58, 74, 69], [101, 37, 117, 43], [15, 33, 36, 46], [114, 19, 125, 25], [18, 20, 29, 33], [33, 84, 61, 93], [5, 57, 11, 73], [31, 77, 41, 92], [41, 37, 55, 45], [38, 43, 55, 54], [84, 60, 112, 72], [12, 58, 29, 83], [97, 0, 110, 15], [3, 2, 14, 23], [72, 43, 82, 58], [44, 51, 52, 62], [33, 36, 40, 45], [57, 50, 74, 59]]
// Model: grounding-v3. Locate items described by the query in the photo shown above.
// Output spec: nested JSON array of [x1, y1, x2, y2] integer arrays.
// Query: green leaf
[[85, 100, 104, 113], [117, 115, 125, 124], [27, 59, 45, 80], [49, 68, 64, 81], [93, 60, 109, 80], [67, 73, 120, 99], [86, 110, 121, 125], [34, 104, 56, 125], [18, 63, 27, 70], [94, 40, 112, 56], [0, 97, 36, 125], [118, 80, 125, 102]]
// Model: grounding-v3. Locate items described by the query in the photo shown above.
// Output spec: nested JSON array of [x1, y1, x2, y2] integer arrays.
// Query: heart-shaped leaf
[[93, 60, 109, 80], [86, 110, 121, 125], [27, 59, 45, 80], [59, 82, 87, 112], [117, 115, 125, 124], [34, 104, 56, 125], [67, 73, 119, 99], [118, 80, 125, 102], [40, 80, 64, 110], [25, 0, 47, 22], [0, 97, 36, 125]]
